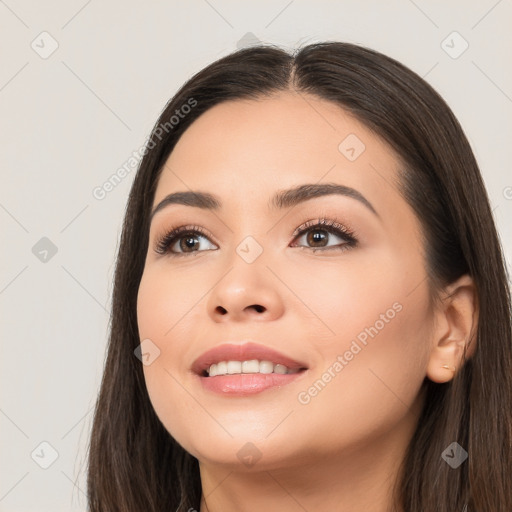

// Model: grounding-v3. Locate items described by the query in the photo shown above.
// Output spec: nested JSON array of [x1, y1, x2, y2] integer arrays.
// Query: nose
[[206, 260, 285, 323]]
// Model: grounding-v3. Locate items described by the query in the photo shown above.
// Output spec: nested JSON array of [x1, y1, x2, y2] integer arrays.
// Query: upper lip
[[192, 342, 308, 376]]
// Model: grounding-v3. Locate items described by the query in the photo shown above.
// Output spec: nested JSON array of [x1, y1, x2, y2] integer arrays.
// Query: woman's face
[[137, 91, 434, 470]]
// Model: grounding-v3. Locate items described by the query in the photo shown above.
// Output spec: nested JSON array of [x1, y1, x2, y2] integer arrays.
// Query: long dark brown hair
[[87, 42, 512, 511]]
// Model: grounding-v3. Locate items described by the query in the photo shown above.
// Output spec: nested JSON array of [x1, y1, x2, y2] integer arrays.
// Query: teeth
[[242, 360, 260, 373], [216, 362, 227, 375], [274, 364, 288, 374], [206, 360, 301, 377], [259, 360, 274, 374], [227, 361, 242, 374]]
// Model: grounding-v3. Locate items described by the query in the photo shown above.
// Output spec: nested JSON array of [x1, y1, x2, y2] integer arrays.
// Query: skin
[[136, 91, 478, 512]]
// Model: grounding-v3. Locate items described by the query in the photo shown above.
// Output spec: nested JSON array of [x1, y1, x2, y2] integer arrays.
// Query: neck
[[197, 406, 419, 512]]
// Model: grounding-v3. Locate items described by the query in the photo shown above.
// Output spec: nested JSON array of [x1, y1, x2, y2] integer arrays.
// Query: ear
[[426, 274, 479, 383]]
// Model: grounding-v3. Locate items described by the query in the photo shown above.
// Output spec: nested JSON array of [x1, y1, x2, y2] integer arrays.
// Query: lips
[[191, 341, 308, 377]]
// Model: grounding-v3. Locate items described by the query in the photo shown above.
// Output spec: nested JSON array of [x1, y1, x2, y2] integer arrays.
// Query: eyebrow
[[150, 182, 379, 221]]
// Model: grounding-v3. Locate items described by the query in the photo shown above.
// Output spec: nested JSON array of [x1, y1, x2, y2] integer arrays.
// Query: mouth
[[192, 342, 309, 395], [202, 360, 307, 377]]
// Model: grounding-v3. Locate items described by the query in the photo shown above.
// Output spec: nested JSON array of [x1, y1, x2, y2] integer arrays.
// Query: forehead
[[154, 92, 403, 215]]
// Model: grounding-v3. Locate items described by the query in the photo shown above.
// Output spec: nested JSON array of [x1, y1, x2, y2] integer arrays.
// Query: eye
[[154, 218, 358, 257], [290, 218, 358, 253], [154, 225, 217, 256]]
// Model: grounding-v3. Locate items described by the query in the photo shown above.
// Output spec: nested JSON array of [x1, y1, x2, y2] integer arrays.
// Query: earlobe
[[426, 274, 479, 384]]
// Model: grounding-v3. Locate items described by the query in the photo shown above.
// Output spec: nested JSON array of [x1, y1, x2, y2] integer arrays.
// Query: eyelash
[[154, 218, 358, 257]]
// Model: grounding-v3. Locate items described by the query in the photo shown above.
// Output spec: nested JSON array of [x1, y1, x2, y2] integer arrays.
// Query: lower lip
[[198, 371, 307, 396]]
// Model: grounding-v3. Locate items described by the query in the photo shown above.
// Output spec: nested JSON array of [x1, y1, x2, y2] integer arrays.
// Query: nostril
[[214, 305, 265, 315]]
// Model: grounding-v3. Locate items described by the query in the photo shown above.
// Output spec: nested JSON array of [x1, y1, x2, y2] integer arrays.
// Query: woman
[[87, 42, 512, 511]]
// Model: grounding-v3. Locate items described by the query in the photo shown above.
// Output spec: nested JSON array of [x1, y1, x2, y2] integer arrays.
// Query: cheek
[[137, 262, 207, 339], [288, 249, 431, 431], [284, 245, 419, 347], [294, 268, 431, 437], [294, 302, 430, 449], [136, 264, 217, 448]]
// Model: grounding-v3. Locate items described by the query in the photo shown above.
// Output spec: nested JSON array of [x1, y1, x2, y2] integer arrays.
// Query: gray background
[[1, 1, 511, 510]]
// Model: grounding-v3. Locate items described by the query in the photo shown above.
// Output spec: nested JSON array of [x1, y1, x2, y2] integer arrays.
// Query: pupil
[[308, 230, 327, 247], [181, 236, 198, 251]]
